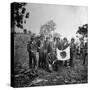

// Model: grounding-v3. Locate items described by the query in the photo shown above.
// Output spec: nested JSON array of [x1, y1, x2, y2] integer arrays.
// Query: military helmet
[[71, 38, 75, 41], [31, 35, 35, 40], [63, 37, 67, 41], [46, 36, 50, 40]]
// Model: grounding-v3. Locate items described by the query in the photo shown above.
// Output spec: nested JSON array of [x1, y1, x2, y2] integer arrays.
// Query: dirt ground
[[13, 34, 88, 87]]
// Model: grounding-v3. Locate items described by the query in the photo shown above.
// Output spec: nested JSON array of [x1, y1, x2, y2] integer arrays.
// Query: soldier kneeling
[[46, 49, 57, 72]]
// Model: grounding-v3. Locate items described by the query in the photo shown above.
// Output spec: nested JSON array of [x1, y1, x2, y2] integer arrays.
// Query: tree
[[53, 32, 61, 38], [76, 24, 88, 38], [11, 2, 30, 33], [40, 20, 56, 37]]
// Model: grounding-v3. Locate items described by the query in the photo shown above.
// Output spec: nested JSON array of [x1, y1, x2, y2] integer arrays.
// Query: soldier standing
[[70, 38, 76, 67], [83, 41, 88, 64], [43, 37, 50, 68], [62, 37, 69, 66], [56, 37, 61, 49], [48, 40, 56, 54], [80, 38, 85, 64], [27, 35, 39, 70], [38, 35, 45, 68], [44, 37, 50, 53]]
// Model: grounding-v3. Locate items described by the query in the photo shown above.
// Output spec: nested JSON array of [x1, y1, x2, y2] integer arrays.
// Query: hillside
[[13, 33, 88, 87]]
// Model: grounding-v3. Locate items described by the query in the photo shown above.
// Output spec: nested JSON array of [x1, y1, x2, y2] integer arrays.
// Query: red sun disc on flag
[[60, 51, 66, 58]]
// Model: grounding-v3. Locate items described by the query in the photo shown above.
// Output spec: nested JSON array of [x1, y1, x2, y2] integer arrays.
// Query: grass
[[13, 33, 88, 87]]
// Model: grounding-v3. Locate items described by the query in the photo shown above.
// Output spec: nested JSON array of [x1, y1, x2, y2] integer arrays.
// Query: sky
[[16, 3, 88, 40]]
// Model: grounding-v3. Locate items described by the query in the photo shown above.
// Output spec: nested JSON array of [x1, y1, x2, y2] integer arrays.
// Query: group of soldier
[[27, 34, 87, 72]]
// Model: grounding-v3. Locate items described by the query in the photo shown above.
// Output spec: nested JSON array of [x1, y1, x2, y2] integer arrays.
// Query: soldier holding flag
[[62, 37, 69, 66]]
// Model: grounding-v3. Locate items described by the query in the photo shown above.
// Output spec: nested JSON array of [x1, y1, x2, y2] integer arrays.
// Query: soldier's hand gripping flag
[[56, 46, 70, 61]]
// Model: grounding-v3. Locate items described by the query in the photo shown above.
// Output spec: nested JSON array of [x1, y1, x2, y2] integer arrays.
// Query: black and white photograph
[[11, 2, 88, 87]]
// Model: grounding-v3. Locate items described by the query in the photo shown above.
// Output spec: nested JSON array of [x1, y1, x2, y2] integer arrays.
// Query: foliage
[[40, 20, 56, 37], [53, 32, 61, 38], [11, 2, 30, 33], [14, 33, 88, 87], [76, 24, 88, 37]]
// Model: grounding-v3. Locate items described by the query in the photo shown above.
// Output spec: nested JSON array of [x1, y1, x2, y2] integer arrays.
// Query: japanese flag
[[56, 46, 70, 61]]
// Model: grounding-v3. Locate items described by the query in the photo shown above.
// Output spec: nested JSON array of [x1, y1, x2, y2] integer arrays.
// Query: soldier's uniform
[[38, 39, 45, 68], [44, 37, 50, 53], [27, 37, 39, 70], [56, 38, 62, 49], [80, 39, 85, 64], [48, 41, 56, 54], [70, 38, 76, 67], [80, 42, 85, 55], [62, 38, 69, 66], [42, 37, 50, 68], [83, 42, 88, 64], [46, 50, 57, 72]]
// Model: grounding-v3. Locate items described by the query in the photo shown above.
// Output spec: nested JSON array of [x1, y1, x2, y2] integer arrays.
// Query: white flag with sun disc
[[56, 46, 70, 61]]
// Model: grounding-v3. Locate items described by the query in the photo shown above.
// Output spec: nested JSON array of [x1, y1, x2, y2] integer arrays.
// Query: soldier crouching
[[46, 49, 57, 72]]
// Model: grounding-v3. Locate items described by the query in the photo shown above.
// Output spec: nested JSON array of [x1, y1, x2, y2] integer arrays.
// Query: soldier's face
[[71, 39, 74, 43], [46, 38, 49, 41], [64, 39, 67, 43]]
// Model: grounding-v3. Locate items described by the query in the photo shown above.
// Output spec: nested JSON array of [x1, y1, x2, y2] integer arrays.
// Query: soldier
[[48, 40, 56, 54], [56, 37, 61, 49], [62, 37, 69, 66], [38, 35, 45, 68], [62, 38, 69, 50], [42, 37, 50, 69], [69, 38, 76, 67], [44, 37, 50, 53], [83, 41, 88, 64], [46, 48, 57, 72], [27, 35, 39, 70], [80, 38, 85, 64]]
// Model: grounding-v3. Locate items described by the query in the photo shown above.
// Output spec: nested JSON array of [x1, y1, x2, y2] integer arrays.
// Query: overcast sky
[[16, 3, 88, 39]]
